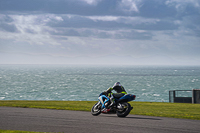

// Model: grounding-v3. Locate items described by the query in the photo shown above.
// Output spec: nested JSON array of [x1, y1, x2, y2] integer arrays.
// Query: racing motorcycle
[[91, 92, 136, 117]]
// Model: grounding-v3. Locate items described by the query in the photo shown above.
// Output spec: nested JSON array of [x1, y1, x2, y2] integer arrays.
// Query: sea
[[0, 64, 200, 102]]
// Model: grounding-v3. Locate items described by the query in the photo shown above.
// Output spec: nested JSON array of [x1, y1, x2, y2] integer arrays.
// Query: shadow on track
[[99, 115, 162, 120], [125, 116, 162, 120]]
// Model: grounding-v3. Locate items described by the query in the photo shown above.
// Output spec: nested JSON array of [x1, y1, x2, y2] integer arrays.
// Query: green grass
[[0, 100, 200, 120], [0, 129, 45, 133], [0, 100, 93, 111], [131, 102, 200, 120]]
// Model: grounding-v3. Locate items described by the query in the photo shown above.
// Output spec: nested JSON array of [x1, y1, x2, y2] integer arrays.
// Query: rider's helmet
[[113, 82, 121, 87]]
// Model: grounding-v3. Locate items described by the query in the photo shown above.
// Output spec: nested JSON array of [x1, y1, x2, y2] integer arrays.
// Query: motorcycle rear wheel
[[91, 102, 102, 116], [116, 102, 132, 117]]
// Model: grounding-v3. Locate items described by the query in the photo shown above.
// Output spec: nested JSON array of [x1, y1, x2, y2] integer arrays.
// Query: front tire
[[91, 102, 102, 116], [116, 102, 132, 117]]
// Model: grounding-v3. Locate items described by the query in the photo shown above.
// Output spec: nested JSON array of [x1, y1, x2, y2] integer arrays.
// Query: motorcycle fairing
[[117, 94, 136, 103], [98, 95, 110, 109]]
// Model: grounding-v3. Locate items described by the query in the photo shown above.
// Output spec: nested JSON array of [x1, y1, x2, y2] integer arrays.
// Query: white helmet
[[113, 82, 121, 87]]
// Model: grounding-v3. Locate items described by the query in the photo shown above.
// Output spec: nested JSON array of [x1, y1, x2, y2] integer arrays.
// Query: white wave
[[153, 94, 160, 97], [1, 65, 199, 102], [0, 97, 5, 100]]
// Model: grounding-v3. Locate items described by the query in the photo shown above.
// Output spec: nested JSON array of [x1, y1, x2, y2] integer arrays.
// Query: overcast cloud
[[0, 0, 200, 65]]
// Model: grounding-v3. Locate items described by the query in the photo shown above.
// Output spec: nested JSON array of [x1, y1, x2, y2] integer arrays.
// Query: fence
[[169, 89, 200, 104]]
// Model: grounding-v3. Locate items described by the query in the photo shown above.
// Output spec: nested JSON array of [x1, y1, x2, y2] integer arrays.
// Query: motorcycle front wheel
[[116, 102, 132, 117], [91, 102, 102, 116]]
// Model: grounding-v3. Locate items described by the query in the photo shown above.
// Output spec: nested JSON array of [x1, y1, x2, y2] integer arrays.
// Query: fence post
[[193, 89, 200, 104]]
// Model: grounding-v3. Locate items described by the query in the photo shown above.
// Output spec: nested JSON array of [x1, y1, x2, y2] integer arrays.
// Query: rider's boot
[[117, 103, 123, 109], [109, 95, 116, 108]]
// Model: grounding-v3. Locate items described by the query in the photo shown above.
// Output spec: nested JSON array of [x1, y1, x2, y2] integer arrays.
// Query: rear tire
[[91, 102, 102, 116], [116, 102, 132, 117]]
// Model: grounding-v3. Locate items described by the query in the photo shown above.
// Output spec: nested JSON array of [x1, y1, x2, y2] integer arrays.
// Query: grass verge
[[0, 129, 44, 133], [0, 100, 200, 120]]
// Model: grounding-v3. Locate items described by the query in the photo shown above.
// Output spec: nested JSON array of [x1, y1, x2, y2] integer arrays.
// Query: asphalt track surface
[[0, 107, 200, 133]]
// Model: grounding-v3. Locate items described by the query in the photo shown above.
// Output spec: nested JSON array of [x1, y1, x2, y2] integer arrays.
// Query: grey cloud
[[193, 29, 200, 37], [47, 27, 152, 40], [48, 28, 80, 36], [132, 20, 179, 30], [0, 13, 195, 43], [165, 0, 200, 15], [1, 0, 200, 18], [1, 0, 199, 33], [0, 15, 14, 23], [25, 28, 37, 34], [0, 0, 200, 65], [46, 14, 179, 31], [139, 0, 177, 18], [0, 23, 18, 32], [0, 0, 45, 12], [0, 15, 18, 32], [4, 13, 158, 40], [114, 30, 152, 40], [0, 0, 120, 16], [80, 29, 98, 37], [96, 30, 153, 40], [180, 15, 200, 37]]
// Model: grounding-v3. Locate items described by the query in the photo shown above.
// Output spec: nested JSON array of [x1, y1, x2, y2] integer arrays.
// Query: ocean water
[[0, 65, 200, 102]]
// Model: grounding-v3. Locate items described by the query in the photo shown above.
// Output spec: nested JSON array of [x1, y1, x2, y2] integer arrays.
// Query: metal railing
[[169, 90, 192, 103], [169, 89, 200, 103]]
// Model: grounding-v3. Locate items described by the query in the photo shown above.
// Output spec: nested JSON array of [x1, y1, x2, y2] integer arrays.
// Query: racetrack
[[0, 107, 199, 133]]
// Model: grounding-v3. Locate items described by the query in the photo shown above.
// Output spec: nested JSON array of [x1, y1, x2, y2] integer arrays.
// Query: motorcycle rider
[[104, 82, 127, 108]]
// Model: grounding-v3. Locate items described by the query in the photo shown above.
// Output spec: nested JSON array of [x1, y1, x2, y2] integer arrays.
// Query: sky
[[0, 0, 200, 65]]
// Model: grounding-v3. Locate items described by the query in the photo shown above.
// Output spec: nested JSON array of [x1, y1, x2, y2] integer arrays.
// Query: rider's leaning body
[[104, 82, 127, 107]]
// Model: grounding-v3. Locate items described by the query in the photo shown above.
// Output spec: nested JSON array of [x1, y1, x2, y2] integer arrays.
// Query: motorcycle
[[91, 92, 136, 117]]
